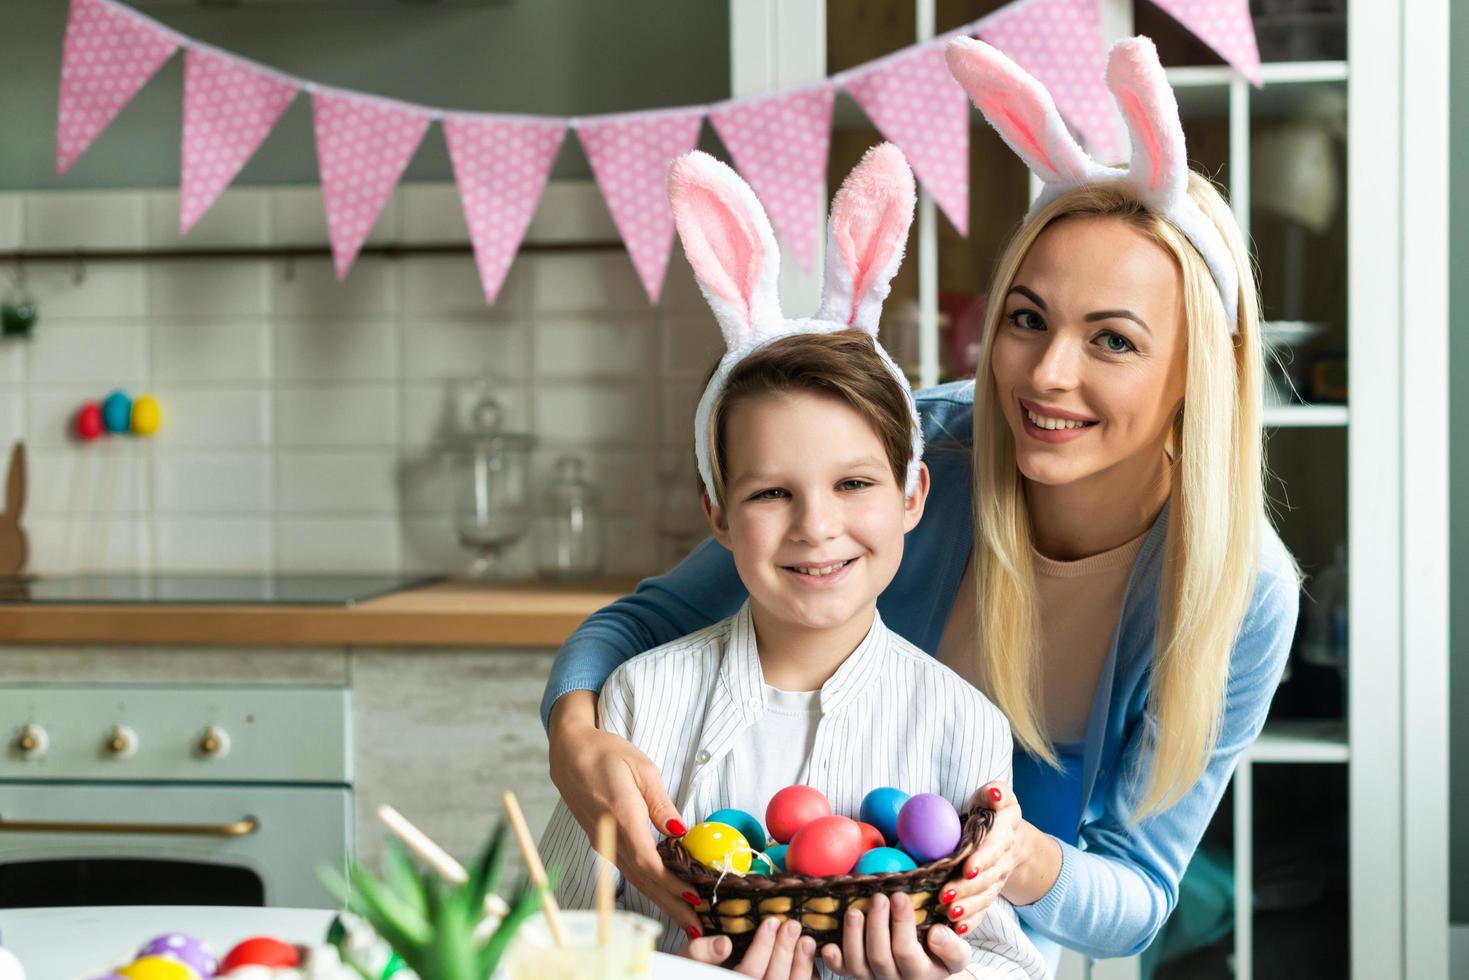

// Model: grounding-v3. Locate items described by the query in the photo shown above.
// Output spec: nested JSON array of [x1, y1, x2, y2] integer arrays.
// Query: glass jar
[[446, 396, 536, 579], [537, 455, 604, 581]]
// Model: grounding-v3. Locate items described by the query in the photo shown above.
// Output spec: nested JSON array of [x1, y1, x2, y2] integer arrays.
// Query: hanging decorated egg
[[704, 808, 766, 852], [115, 957, 198, 980], [765, 785, 832, 844], [682, 821, 752, 875], [101, 390, 132, 434], [130, 395, 163, 436], [75, 402, 104, 441], [218, 937, 299, 974], [896, 793, 961, 863], [136, 934, 215, 978], [859, 787, 910, 847], [787, 815, 863, 876], [853, 846, 920, 874]]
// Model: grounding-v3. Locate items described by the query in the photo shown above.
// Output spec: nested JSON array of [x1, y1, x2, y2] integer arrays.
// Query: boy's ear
[[901, 461, 930, 533], [700, 490, 734, 548]]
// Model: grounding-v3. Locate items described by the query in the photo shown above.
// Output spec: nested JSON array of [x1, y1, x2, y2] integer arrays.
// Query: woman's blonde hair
[[971, 173, 1273, 817]]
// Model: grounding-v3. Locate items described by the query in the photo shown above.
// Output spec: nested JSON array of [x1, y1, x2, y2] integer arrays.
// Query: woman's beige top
[[938, 528, 1149, 742]]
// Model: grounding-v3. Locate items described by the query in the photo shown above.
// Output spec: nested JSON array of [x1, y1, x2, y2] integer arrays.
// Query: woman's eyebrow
[[1085, 309, 1152, 335], [1007, 285, 1046, 309]]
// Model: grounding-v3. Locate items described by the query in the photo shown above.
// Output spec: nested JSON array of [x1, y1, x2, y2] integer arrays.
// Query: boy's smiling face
[[703, 390, 928, 636]]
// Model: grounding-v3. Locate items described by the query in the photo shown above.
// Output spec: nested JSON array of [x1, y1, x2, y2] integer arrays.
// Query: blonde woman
[[539, 37, 1299, 974]]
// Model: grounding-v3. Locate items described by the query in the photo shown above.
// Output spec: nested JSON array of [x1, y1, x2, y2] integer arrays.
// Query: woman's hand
[[547, 691, 701, 933], [939, 782, 1059, 934], [685, 918, 818, 979], [819, 893, 973, 979]]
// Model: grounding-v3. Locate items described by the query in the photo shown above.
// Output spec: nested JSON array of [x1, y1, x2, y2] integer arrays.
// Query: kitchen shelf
[[1263, 404, 1349, 428], [1246, 719, 1349, 764]]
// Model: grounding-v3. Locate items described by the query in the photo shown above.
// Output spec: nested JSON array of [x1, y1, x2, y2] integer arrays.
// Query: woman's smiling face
[[991, 215, 1188, 490]]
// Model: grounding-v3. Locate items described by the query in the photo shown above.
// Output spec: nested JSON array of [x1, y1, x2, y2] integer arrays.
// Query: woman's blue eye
[[1007, 310, 1045, 331], [1099, 332, 1135, 354]]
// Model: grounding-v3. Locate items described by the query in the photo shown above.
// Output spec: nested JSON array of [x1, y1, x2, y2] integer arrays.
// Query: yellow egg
[[683, 820, 752, 875], [117, 956, 199, 980], [130, 394, 163, 436]]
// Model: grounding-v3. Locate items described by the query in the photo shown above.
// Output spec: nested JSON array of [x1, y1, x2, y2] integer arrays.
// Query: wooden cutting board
[[0, 442, 28, 575]]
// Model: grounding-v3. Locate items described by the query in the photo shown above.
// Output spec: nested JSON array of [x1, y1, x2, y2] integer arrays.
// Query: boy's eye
[[1007, 309, 1045, 331], [837, 479, 873, 491], [749, 488, 788, 501]]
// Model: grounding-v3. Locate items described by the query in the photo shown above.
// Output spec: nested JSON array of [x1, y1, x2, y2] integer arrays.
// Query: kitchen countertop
[[0, 578, 641, 648]]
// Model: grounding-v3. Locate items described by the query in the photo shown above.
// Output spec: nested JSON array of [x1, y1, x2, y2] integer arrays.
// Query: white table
[[0, 906, 734, 979]]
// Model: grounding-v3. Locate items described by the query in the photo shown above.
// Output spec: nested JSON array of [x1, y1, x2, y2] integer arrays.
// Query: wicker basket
[[658, 804, 992, 961]]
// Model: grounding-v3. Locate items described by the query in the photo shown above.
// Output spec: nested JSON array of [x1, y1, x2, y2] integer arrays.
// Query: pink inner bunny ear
[[669, 152, 768, 332], [945, 37, 1092, 186], [1106, 37, 1187, 199], [827, 143, 915, 330]]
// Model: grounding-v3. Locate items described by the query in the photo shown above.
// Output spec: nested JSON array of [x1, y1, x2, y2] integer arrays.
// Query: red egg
[[75, 402, 103, 441], [765, 785, 832, 844], [856, 821, 885, 852], [788, 815, 864, 876], [219, 936, 299, 973]]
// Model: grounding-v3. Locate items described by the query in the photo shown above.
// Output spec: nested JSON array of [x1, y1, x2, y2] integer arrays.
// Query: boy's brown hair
[[704, 330, 915, 508]]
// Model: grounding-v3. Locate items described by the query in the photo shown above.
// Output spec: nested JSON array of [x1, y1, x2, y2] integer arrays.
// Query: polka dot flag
[[1150, 0, 1262, 86], [312, 90, 432, 280], [843, 45, 970, 235], [181, 49, 299, 234], [709, 85, 836, 274], [444, 115, 567, 303], [979, 0, 1120, 162], [575, 109, 705, 303], [56, 0, 177, 176]]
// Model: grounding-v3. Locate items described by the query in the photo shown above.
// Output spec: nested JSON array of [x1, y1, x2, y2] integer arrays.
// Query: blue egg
[[854, 846, 919, 874], [706, 808, 766, 853], [101, 390, 132, 434], [763, 844, 789, 872], [860, 787, 910, 846]]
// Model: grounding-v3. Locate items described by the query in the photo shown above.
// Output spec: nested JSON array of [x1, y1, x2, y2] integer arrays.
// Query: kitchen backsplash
[[0, 182, 722, 577]]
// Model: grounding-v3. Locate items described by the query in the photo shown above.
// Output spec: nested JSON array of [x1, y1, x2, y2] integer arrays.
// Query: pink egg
[[765, 785, 832, 844], [787, 815, 863, 876], [856, 821, 885, 852]]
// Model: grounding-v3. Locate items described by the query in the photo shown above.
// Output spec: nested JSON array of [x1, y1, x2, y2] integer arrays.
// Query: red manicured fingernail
[[941, 888, 956, 904], [667, 819, 688, 837], [682, 891, 700, 906], [949, 905, 964, 920], [685, 925, 702, 940], [965, 867, 979, 880], [989, 787, 1003, 803], [956, 922, 969, 936]]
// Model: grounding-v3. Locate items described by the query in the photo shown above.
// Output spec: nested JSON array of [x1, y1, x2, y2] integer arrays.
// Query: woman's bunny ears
[[946, 35, 1240, 330], [669, 143, 926, 502]]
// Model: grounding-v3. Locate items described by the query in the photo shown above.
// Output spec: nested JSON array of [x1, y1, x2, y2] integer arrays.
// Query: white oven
[[0, 685, 352, 908]]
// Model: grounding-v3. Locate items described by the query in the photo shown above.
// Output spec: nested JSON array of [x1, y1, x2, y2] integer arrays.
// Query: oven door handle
[[0, 816, 259, 837]]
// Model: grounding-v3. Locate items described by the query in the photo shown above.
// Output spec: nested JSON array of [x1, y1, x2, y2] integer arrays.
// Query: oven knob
[[197, 725, 231, 759], [13, 724, 48, 759], [105, 725, 139, 758]]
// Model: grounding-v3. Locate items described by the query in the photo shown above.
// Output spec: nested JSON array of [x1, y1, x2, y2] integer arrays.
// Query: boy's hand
[[684, 917, 818, 979], [819, 892, 973, 979]]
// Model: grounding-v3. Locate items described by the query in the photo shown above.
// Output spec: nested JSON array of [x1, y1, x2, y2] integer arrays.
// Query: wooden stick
[[377, 805, 510, 918], [502, 790, 567, 947], [595, 814, 615, 944]]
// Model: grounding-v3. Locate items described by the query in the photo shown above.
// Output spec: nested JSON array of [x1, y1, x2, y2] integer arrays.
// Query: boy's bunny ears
[[945, 35, 1240, 330], [669, 143, 925, 502]]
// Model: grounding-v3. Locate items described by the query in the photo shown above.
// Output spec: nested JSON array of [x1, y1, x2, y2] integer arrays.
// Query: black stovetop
[[0, 573, 443, 606]]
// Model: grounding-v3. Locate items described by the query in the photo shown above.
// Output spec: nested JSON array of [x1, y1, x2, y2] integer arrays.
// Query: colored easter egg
[[856, 821, 885, 852], [896, 793, 962, 863], [765, 785, 832, 844], [682, 821, 752, 874], [859, 787, 910, 846], [102, 391, 132, 434], [219, 937, 299, 974], [705, 808, 766, 853], [787, 815, 863, 876], [75, 402, 104, 441], [136, 934, 215, 977], [116, 958, 198, 980], [130, 395, 163, 436], [764, 843, 789, 872], [854, 846, 920, 874]]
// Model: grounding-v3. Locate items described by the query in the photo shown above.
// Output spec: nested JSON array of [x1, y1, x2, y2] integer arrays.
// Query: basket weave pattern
[[658, 805, 993, 961]]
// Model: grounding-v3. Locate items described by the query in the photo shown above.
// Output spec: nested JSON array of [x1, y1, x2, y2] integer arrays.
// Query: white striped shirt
[[540, 602, 1051, 979]]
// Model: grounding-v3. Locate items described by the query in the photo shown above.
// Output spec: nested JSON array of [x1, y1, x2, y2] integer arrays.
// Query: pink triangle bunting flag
[[843, 45, 970, 235], [444, 115, 567, 303], [575, 109, 706, 303], [312, 91, 432, 279], [709, 85, 836, 274], [181, 49, 298, 234], [1148, 0, 1262, 86], [57, 0, 178, 175], [978, 0, 1120, 162]]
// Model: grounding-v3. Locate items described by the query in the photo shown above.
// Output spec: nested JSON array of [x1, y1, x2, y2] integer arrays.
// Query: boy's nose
[[792, 496, 839, 542]]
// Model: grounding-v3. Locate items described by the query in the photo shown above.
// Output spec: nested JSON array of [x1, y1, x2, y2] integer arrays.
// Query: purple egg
[[896, 793, 961, 863], [138, 932, 218, 977]]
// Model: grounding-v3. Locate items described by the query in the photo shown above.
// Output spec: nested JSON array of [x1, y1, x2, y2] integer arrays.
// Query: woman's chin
[[1014, 452, 1092, 488]]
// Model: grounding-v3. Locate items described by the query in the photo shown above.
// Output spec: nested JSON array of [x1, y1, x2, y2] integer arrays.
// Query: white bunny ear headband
[[945, 35, 1240, 331], [668, 142, 925, 503]]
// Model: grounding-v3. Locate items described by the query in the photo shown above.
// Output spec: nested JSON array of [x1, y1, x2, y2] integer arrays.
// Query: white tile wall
[[2, 181, 712, 576]]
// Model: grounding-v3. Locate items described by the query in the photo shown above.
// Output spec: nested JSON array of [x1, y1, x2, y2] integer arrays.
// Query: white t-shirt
[[725, 683, 822, 841]]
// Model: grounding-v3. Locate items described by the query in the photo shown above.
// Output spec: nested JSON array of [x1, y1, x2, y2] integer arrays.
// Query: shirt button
[[694, 749, 711, 765], [748, 697, 761, 711]]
